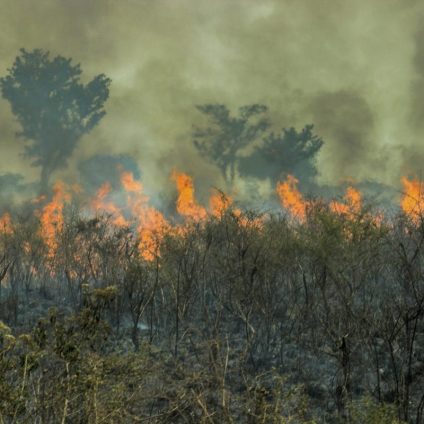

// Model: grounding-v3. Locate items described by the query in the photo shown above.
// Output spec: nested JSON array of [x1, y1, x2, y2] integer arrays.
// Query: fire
[[121, 171, 143, 193], [401, 176, 424, 223], [39, 181, 71, 259], [7, 167, 400, 267], [120, 171, 148, 217], [91, 182, 129, 227], [209, 187, 264, 227], [329, 186, 362, 218], [120, 171, 170, 261], [276, 177, 366, 223], [137, 207, 171, 261], [345, 187, 362, 212], [0, 212, 13, 235], [171, 170, 207, 221], [232, 208, 264, 229], [276, 175, 308, 221], [209, 189, 232, 217]]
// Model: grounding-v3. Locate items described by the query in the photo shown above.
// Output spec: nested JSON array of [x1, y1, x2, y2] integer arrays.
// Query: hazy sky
[[0, 0, 423, 199]]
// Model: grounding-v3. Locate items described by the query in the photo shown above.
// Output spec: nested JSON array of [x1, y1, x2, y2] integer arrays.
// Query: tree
[[193, 104, 269, 186], [238, 125, 323, 186], [0, 49, 111, 191]]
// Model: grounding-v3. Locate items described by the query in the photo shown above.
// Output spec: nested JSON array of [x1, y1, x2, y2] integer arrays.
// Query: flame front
[[137, 207, 171, 261], [401, 177, 424, 223], [20, 169, 406, 267], [276, 175, 307, 221], [120, 171, 170, 261], [91, 182, 129, 227], [171, 170, 207, 221], [121, 171, 143, 193], [40, 181, 71, 259], [209, 190, 232, 218], [329, 186, 362, 218]]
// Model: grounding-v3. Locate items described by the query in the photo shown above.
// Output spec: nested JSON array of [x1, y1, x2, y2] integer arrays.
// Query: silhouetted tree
[[0, 48, 111, 191], [193, 104, 269, 186], [239, 125, 323, 186]]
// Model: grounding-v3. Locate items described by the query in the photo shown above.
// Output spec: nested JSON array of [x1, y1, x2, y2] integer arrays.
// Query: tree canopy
[[192, 104, 269, 186], [238, 124, 323, 186], [193, 103, 323, 188], [0, 48, 111, 191]]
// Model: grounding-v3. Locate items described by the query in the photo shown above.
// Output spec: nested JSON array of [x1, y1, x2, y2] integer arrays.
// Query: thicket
[[0, 201, 423, 423]]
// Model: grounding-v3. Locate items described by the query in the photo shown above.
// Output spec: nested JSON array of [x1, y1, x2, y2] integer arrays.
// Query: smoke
[[0, 173, 36, 209], [0, 0, 422, 199], [401, 26, 424, 178], [78, 154, 141, 194], [307, 90, 374, 181], [410, 28, 424, 132]]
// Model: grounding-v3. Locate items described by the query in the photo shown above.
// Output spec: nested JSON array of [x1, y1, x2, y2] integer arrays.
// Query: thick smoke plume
[[0, 0, 422, 202]]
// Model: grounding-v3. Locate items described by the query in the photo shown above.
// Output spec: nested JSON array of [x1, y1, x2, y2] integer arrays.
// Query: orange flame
[[40, 181, 71, 259], [120, 171, 170, 261], [91, 182, 129, 227], [401, 177, 424, 223], [171, 170, 207, 221], [209, 187, 263, 228], [120, 171, 148, 218], [329, 186, 362, 218], [121, 171, 143, 193], [276, 175, 308, 221], [0, 213, 13, 235], [209, 190, 232, 218], [137, 207, 171, 261], [232, 208, 264, 229]]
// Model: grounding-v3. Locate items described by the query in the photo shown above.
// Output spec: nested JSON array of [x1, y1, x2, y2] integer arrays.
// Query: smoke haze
[[0, 0, 422, 199]]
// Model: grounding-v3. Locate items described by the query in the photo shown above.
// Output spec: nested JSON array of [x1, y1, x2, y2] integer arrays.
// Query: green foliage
[[0, 202, 423, 422], [1, 300, 319, 423], [349, 397, 406, 424], [193, 104, 269, 185], [0, 48, 111, 189], [239, 124, 323, 185], [193, 104, 324, 189]]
